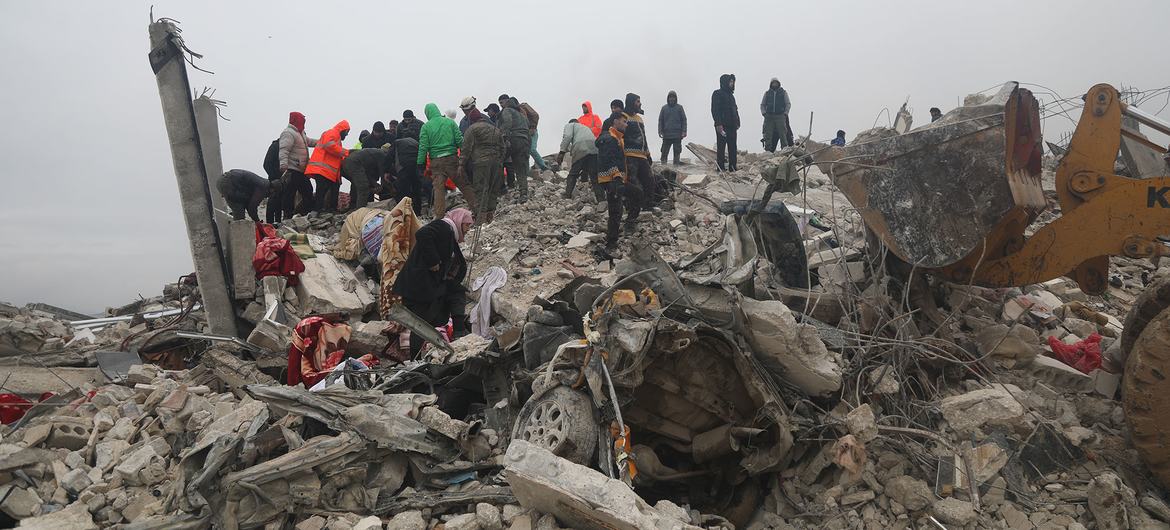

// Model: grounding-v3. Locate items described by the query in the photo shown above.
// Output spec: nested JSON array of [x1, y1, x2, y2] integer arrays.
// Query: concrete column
[[147, 21, 238, 337], [193, 96, 231, 246]]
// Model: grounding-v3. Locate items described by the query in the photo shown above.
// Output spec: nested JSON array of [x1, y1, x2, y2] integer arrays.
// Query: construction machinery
[[802, 81, 1170, 486]]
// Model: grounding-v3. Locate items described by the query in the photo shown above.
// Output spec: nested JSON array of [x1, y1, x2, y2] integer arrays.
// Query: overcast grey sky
[[1, 1, 1168, 314]]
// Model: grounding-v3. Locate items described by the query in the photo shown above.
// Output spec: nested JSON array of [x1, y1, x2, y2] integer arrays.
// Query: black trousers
[[565, 154, 600, 199], [394, 164, 423, 215], [716, 127, 738, 171], [660, 138, 682, 162], [604, 180, 643, 247], [626, 156, 655, 209], [313, 175, 340, 212], [282, 170, 314, 217], [266, 178, 283, 224]]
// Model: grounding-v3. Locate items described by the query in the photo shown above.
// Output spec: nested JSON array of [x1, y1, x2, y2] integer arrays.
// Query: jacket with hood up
[[579, 101, 603, 138], [497, 99, 530, 141], [761, 79, 791, 116], [711, 74, 740, 130], [278, 123, 317, 173], [622, 92, 650, 159], [417, 103, 463, 165], [305, 120, 351, 182], [658, 91, 687, 139]]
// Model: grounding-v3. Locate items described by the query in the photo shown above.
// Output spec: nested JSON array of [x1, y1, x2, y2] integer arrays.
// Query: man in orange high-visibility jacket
[[305, 120, 351, 213]]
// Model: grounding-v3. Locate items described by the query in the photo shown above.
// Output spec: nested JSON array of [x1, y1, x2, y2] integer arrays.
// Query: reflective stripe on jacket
[[305, 120, 351, 182]]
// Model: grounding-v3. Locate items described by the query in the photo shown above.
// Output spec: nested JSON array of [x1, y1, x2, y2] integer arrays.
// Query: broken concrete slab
[[884, 475, 933, 511], [503, 440, 700, 530], [227, 219, 257, 301], [739, 296, 843, 397], [845, 404, 878, 443], [939, 384, 1025, 433], [15, 500, 96, 529], [295, 253, 375, 315], [565, 231, 602, 249], [975, 323, 1040, 362], [1026, 355, 1094, 392]]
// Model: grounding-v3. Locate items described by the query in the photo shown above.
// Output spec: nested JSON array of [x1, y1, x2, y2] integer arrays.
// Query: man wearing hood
[[394, 208, 475, 354], [278, 111, 317, 216], [579, 101, 603, 138], [596, 113, 642, 251], [711, 74, 740, 171], [498, 97, 532, 202], [761, 78, 792, 152], [305, 119, 351, 213], [418, 103, 473, 218], [658, 91, 687, 165], [459, 108, 505, 223], [622, 93, 655, 209]]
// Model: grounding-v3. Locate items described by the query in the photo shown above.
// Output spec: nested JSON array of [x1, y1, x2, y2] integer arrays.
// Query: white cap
[[460, 96, 476, 109]]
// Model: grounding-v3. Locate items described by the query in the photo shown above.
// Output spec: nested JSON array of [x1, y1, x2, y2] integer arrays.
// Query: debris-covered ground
[[5, 115, 1170, 530]]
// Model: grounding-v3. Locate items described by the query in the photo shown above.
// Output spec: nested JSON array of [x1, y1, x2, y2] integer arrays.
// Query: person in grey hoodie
[[761, 78, 791, 152], [657, 90, 687, 165]]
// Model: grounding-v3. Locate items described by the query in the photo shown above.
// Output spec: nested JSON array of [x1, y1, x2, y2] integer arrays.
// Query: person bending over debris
[[216, 169, 273, 222], [760, 78, 791, 152], [418, 103, 473, 218], [460, 108, 505, 223], [393, 208, 474, 356], [711, 73, 740, 171], [305, 119, 351, 213], [498, 97, 532, 202], [597, 113, 642, 251], [556, 119, 602, 201], [340, 146, 388, 210], [658, 90, 687, 165]]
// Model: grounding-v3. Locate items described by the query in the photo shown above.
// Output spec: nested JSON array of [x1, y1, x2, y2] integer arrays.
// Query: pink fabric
[[443, 208, 474, 242]]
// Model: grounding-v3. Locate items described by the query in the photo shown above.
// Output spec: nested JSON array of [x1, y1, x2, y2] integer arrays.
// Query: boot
[[562, 178, 575, 199], [451, 315, 471, 339]]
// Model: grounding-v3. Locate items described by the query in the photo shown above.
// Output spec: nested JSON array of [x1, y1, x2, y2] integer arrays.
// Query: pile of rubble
[[5, 129, 1170, 530]]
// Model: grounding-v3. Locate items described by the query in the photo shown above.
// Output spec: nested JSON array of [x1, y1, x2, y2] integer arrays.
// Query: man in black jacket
[[262, 139, 284, 224], [711, 74, 740, 171], [216, 169, 274, 222], [597, 113, 642, 251], [622, 93, 656, 209], [760, 78, 791, 152], [393, 208, 474, 355]]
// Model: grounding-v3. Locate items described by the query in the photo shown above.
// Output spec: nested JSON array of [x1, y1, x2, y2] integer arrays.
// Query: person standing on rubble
[[393, 208, 475, 355], [622, 93, 655, 209], [579, 101, 603, 138], [363, 121, 392, 149], [216, 169, 274, 223], [711, 74, 740, 172], [262, 138, 284, 224], [597, 113, 642, 251], [519, 99, 549, 175], [418, 102, 475, 218], [458, 96, 480, 134], [278, 112, 317, 217], [930, 107, 943, 122], [602, 99, 624, 132], [556, 119, 602, 202], [498, 97, 532, 202], [459, 108, 505, 223], [305, 120, 351, 213], [760, 78, 791, 152], [658, 90, 687, 165], [831, 130, 847, 146]]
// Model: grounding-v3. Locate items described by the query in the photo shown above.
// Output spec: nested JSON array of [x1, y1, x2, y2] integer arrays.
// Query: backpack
[[263, 139, 281, 180]]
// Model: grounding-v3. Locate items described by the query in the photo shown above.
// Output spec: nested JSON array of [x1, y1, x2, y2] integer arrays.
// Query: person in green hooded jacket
[[418, 102, 475, 218]]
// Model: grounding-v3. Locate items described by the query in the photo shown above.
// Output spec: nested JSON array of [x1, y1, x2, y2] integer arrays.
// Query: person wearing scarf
[[392, 208, 475, 355]]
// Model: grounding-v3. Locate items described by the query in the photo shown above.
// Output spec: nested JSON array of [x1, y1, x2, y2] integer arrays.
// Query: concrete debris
[[9, 81, 1170, 530]]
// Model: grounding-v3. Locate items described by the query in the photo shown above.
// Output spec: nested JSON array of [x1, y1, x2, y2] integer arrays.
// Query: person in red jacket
[[579, 101, 603, 138], [304, 120, 351, 213]]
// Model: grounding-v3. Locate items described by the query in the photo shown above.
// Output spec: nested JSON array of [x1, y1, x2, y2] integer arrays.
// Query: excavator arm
[[935, 84, 1170, 294]]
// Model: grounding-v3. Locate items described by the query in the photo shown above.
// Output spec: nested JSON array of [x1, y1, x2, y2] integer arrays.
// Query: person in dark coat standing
[[364, 121, 392, 149], [392, 208, 474, 355], [711, 74, 740, 172], [658, 90, 687, 165], [262, 139, 284, 224], [760, 78, 791, 152]]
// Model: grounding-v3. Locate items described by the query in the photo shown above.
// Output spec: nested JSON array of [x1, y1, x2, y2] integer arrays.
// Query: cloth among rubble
[[470, 266, 507, 338], [1047, 332, 1103, 373], [252, 225, 305, 286], [286, 315, 352, 387], [378, 197, 421, 317], [334, 207, 386, 261]]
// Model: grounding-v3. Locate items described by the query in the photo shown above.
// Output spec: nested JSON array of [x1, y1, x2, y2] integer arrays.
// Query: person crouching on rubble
[[216, 169, 275, 222], [393, 207, 474, 356], [597, 113, 642, 252]]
